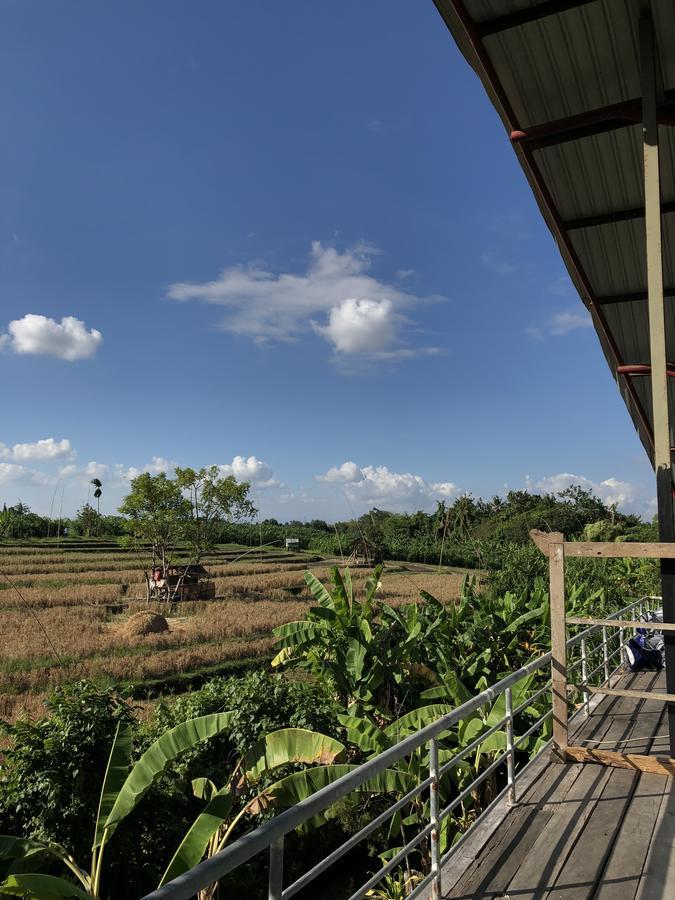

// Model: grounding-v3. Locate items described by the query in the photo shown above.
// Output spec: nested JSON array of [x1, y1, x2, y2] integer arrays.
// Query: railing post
[[429, 737, 441, 899], [619, 626, 625, 666], [505, 686, 516, 804], [580, 637, 590, 717], [549, 541, 568, 751], [268, 836, 284, 900], [602, 626, 609, 685]]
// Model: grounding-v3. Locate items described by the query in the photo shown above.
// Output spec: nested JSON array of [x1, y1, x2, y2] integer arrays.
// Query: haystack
[[122, 611, 169, 637]]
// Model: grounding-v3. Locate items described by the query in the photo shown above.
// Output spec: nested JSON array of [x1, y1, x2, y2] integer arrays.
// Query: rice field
[[0, 541, 470, 722]]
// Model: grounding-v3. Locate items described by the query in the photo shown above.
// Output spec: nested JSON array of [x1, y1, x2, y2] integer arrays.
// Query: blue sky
[[0, 0, 656, 521]]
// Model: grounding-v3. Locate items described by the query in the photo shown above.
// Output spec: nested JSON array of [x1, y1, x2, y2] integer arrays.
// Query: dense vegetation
[[1, 484, 655, 565], [0, 485, 661, 897]]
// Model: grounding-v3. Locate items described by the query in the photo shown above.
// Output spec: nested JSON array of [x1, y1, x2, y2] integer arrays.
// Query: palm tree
[[90, 478, 103, 515]]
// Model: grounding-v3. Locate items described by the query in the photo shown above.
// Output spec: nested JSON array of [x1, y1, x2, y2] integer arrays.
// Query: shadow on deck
[[442, 671, 675, 899]]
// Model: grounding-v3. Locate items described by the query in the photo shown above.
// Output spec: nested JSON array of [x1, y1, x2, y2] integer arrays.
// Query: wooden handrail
[[530, 529, 675, 558]]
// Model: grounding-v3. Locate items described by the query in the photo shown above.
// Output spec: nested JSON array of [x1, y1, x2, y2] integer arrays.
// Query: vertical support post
[[505, 686, 516, 804], [641, 12, 675, 757], [580, 637, 590, 717], [429, 737, 441, 899], [619, 627, 625, 666], [602, 626, 609, 684], [550, 542, 568, 751], [268, 836, 284, 900]]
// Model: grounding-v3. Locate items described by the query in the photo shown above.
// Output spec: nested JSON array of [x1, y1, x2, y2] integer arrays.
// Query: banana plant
[[0, 713, 234, 899], [158, 728, 346, 896], [272, 567, 441, 717]]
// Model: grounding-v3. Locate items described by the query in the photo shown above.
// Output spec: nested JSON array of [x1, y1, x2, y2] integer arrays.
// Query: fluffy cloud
[[59, 461, 108, 482], [527, 308, 593, 339], [317, 461, 458, 511], [114, 456, 175, 482], [1, 315, 102, 360], [7, 437, 74, 461], [0, 463, 53, 486], [317, 461, 365, 483], [525, 472, 647, 513], [218, 455, 280, 488], [168, 242, 439, 359], [314, 298, 397, 354]]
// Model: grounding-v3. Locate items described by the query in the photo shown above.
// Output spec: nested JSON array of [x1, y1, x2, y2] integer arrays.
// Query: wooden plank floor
[[443, 672, 675, 900]]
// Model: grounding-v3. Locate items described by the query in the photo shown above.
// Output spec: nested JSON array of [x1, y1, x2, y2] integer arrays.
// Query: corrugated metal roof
[[434, 0, 675, 469]]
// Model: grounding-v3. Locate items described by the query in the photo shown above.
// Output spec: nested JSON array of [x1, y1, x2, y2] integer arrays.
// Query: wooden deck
[[442, 671, 675, 899]]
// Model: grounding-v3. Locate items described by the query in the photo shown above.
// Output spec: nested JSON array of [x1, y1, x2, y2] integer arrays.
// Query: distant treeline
[[0, 486, 655, 567]]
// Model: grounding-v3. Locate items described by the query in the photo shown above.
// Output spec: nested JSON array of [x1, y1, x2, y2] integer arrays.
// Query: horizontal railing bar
[[514, 710, 553, 748], [282, 775, 434, 899], [568, 617, 672, 631], [563, 543, 675, 558], [566, 598, 652, 647], [605, 645, 623, 664], [347, 822, 434, 900], [440, 750, 510, 820], [586, 658, 610, 681], [572, 685, 675, 702], [511, 683, 551, 718], [439, 718, 508, 777]]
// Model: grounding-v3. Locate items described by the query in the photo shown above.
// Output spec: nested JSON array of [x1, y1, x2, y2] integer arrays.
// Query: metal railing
[[142, 596, 654, 900]]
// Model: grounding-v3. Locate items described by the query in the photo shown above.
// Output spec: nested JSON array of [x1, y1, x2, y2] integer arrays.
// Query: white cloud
[[114, 456, 175, 482], [2, 315, 102, 360], [167, 242, 439, 359], [58, 460, 108, 482], [527, 308, 593, 339], [546, 276, 573, 297], [548, 310, 593, 336], [0, 463, 28, 484], [525, 472, 649, 514], [480, 251, 517, 276], [317, 461, 458, 511], [314, 298, 397, 354], [9, 437, 74, 461], [0, 463, 53, 486], [317, 461, 365, 484], [218, 455, 280, 488]]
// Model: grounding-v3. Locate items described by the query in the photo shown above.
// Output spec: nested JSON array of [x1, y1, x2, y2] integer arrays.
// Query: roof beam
[[564, 200, 675, 230], [510, 97, 675, 150], [595, 287, 675, 305], [477, 0, 599, 37]]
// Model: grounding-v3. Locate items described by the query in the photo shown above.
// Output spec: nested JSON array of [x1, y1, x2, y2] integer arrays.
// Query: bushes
[[0, 683, 135, 866]]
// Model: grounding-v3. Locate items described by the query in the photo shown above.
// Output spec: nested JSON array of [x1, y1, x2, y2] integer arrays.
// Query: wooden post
[[640, 12, 675, 756], [549, 541, 568, 751]]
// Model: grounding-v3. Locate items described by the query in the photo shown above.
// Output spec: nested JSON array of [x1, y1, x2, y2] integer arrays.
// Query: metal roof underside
[[433, 0, 675, 472]]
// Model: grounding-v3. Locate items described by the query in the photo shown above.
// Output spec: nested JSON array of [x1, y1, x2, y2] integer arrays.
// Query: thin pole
[[549, 541, 568, 750], [580, 637, 590, 717], [640, 12, 675, 756], [429, 737, 441, 899], [268, 836, 284, 900], [505, 687, 516, 804]]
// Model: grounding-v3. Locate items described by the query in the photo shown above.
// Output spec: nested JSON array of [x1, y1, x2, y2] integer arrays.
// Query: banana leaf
[[242, 729, 346, 784], [158, 786, 233, 886], [267, 764, 415, 809], [104, 712, 234, 837], [384, 705, 452, 742], [0, 837, 89, 890], [0, 873, 91, 898], [303, 571, 333, 608], [337, 715, 389, 755], [93, 722, 132, 850]]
